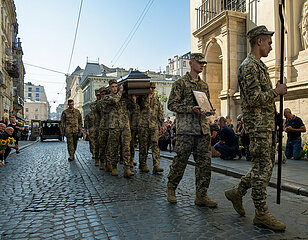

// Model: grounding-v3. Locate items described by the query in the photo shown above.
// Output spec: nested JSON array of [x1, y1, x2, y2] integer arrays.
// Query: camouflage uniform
[[103, 91, 131, 169], [92, 100, 101, 164], [84, 106, 96, 158], [60, 108, 82, 160], [138, 93, 164, 168], [97, 99, 110, 168], [235, 53, 278, 211], [167, 72, 212, 197], [127, 97, 140, 165]]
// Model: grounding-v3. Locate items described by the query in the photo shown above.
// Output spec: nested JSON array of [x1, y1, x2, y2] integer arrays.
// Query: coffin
[[117, 70, 151, 95]]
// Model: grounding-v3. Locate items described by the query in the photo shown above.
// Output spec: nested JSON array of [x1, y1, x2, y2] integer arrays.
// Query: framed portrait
[[193, 90, 213, 112]]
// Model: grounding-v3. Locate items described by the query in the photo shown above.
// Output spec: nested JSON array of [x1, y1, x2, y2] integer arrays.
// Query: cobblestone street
[[1, 140, 308, 240]]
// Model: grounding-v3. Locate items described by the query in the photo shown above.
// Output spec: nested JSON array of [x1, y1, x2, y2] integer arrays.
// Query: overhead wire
[[111, 0, 155, 67]]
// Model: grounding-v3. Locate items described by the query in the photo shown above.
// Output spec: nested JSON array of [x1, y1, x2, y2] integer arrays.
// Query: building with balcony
[[166, 52, 191, 77], [24, 100, 48, 123], [0, 0, 25, 120], [190, 0, 308, 141]]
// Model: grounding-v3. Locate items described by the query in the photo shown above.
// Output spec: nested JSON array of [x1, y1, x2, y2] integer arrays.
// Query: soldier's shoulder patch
[[245, 73, 252, 78], [104, 96, 110, 100]]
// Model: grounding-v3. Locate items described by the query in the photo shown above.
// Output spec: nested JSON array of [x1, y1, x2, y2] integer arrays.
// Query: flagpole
[[277, 0, 285, 204]]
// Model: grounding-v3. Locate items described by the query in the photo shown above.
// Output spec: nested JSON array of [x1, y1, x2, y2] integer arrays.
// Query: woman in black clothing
[[8, 117, 22, 153]]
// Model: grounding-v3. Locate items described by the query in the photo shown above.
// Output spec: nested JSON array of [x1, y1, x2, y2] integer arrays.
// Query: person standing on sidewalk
[[224, 25, 287, 231], [166, 53, 217, 208], [284, 108, 306, 160], [60, 99, 82, 161]]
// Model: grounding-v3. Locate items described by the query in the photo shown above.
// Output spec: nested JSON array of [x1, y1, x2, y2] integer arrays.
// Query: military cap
[[100, 87, 108, 93], [150, 82, 156, 88], [190, 53, 207, 64], [95, 89, 100, 96], [109, 79, 118, 85], [247, 25, 274, 41]]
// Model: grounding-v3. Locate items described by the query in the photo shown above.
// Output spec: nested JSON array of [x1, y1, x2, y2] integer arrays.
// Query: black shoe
[[68, 157, 74, 161], [16, 150, 20, 154]]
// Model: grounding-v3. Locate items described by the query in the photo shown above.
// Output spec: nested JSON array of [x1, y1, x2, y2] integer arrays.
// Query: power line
[[67, 0, 84, 74], [24, 63, 67, 75], [111, 0, 155, 67]]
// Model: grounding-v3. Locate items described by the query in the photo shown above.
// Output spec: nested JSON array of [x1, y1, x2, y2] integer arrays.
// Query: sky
[[14, 0, 191, 112]]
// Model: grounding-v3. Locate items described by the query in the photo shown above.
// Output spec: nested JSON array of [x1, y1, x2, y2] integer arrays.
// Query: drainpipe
[[226, 11, 231, 117]]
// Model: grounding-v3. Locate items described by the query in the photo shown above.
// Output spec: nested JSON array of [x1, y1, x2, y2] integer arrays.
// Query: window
[[35, 115, 38, 120], [35, 109, 38, 112], [36, 88, 39, 92], [28, 93, 32, 97], [25, 108, 28, 112], [183, 61, 186, 67], [28, 87, 32, 92], [36, 98, 39, 101], [36, 93, 39, 97]]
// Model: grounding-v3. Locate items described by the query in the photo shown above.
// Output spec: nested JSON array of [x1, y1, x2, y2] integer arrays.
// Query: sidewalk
[[159, 150, 308, 197]]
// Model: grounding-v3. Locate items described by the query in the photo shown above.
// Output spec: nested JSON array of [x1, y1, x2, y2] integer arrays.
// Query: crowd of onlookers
[[0, 115, 27, 166], [159, 117, 176, 152]]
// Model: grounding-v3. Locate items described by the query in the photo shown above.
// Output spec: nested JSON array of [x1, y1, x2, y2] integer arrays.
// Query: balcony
[[195, 0, 246, 29], [5, 60, 19, 78]]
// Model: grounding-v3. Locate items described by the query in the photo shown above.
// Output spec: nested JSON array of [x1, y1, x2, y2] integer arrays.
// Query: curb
[[160, 153, 308, 197]]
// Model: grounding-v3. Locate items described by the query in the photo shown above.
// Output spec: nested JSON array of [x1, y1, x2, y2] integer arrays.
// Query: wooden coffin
[[117, 70, 151, 95]]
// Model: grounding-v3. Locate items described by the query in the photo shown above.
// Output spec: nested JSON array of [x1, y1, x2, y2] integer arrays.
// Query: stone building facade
[[0, 0, 25, 119], [24, 101, 48, 122], [190, 0, 308, 142], [166, 52, 191, 77]]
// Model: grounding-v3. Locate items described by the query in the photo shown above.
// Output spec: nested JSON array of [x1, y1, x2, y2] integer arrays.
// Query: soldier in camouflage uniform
[[84, 104, 96, 159], [138, 82, 164, 173], [127, 95, 140, 167], [97, 87, 110, 171], [60, 99, 82, 161], [224, 26, 287, 231], [166, 53, 217, 208], [103, 79, 134, 177], [93, 89, 101, 166]]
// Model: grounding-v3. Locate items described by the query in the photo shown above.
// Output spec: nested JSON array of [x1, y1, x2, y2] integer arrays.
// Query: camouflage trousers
[[94, 131, 100, 162], [99, 129, 109, 166], [88, 130, 95, 157], [130, 129, 138, 164], [167, 134, 212, 197], [139, 127, 160, 167], [237, 131, 276, 211], [66, 133, 79, 160], [106, 127, 131, 168]]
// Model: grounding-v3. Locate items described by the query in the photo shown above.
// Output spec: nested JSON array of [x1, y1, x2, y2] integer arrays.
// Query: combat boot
[[105, 163, 112, 172], [253, 205, 286, 231], [140, 165, 150, 173], [111, 168, 118, 176], [167, 187, 177, 203], [94, 159, 99, 166], [153, 166, 164, 174], [99, 162, 105, 170], [195, 193, 217, 208], [124, 166, 134, 178], [225, 187, 245, 216]]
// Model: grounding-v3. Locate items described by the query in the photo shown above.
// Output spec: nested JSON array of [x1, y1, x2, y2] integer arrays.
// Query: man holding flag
[[224, 25, 287, 231]]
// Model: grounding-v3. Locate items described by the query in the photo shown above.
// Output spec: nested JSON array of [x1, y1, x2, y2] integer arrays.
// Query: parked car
[[40, 120, 62, 142]]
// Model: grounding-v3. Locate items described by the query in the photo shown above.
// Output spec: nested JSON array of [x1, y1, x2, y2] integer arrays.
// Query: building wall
[[24, 102, 48, 122]]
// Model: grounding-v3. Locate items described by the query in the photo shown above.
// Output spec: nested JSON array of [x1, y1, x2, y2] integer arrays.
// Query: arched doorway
[[204, 41, 223, 117]]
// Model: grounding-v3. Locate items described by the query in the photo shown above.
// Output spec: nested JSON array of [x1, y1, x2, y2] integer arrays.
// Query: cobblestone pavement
[[0, 140, 308, 240]]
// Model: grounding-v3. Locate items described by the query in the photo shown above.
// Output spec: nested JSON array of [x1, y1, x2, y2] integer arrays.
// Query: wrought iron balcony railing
[[195, 0, 246, 29]]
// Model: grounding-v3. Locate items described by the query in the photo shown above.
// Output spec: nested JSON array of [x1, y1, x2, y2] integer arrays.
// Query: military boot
[[195, 193, 217, 208], [99, 162, 105, 170], [140, 165, 150, 173], [124, 166, 134, 178], [94, 159, 99, 166], [111, 168, 118, 176], [167, 187, 177, 203], [225, 187, 245, 216], [153, 166, 164, 174], [105, 163, 112, 172], [253, 205, 286, 231]]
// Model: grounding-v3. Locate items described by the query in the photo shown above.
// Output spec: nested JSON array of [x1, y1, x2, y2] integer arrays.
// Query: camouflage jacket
[[126, 97, 140, 131], [168, 72, 210, 135], [138, 94, 164, 129], [96, 99, 110, 130], [84, 111, 96, 132], [102, 91, 130, 129], [238, 53, 277, 133], [60, 108, 82, 134], [91, 100, 101, 124]]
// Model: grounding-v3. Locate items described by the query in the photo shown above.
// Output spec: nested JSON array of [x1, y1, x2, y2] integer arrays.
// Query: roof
[[80, 62, 102, 84], [117, 70, 150, 83]]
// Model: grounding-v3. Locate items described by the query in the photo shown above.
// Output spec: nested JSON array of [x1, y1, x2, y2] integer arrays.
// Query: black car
[[40, 120, 63, 142]]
